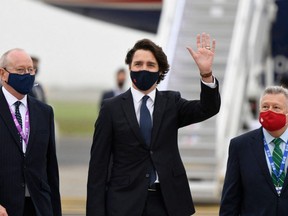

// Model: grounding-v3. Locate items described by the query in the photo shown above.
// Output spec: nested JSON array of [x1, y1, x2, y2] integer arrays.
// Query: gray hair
[[260, 86, 288, 108], [0, 48, 26, 67]]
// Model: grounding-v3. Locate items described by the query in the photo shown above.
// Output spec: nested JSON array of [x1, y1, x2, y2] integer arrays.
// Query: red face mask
[[259, 110, 287, 131]]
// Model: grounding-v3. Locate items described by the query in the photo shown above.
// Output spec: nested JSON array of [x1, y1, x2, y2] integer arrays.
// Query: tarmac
[[58, 135, 219, 216], [57, 135, 90, 215]]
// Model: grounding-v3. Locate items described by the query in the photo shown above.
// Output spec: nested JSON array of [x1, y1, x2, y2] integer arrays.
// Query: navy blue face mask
[[7, 73, 35, 95], [130, 70, 159, 91]]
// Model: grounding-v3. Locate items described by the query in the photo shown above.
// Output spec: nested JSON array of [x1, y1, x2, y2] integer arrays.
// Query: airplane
[[40, 0, 163, 33]]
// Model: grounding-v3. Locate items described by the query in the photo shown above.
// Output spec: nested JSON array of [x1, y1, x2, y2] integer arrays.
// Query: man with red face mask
[[220, 86, 288, 216]]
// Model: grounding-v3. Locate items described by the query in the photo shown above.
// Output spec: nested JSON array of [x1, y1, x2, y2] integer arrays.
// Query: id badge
[[276, 186, 282, 196]]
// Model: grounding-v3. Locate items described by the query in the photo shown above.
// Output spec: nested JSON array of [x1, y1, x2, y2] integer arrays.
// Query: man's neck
[[132, 84, 157, 95], [268, 126, 288, 138]]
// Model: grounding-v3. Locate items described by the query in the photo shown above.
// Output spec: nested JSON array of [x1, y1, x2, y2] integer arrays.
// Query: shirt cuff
[[201, 76, 217, 88]]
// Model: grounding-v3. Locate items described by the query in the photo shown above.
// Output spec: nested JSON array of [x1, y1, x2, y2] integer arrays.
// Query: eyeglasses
[[3, 67, 36, 75]]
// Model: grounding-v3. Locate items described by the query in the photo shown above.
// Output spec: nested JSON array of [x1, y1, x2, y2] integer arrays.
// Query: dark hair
[[31, 56, 39, 64], [125, 39, 170, 84]]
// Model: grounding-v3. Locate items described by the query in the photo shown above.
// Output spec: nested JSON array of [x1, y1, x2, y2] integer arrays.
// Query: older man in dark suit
[[87, 33, 221, 216], [0, 49, 61, 216], [220, 86, 288, 216]]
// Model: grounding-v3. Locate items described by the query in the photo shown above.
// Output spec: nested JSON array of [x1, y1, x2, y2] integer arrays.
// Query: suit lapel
[[280, 141, 288, 195], [282, 172, 288, 195], [151, 90, 167, 147], [121, 90, 146, 146], [0, 89, 23, 151], [250, 128, 278, 195]]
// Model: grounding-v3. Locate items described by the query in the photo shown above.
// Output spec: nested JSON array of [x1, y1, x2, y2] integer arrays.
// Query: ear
[[0, 68, 7, 82], [0, 68, 4, 78]]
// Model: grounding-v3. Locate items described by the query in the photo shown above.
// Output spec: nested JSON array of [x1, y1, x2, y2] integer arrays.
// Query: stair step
[[165, 0, 238, 202], [189, 181, 220, 203], [183, 158, 217, 180]]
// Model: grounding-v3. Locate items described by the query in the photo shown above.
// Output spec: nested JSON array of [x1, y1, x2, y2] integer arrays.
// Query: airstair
[[160, 0, 276, 202]]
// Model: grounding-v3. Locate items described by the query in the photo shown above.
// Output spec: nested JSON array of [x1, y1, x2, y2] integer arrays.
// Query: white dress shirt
[[262, 128, 288, 175], [2, 86, 29, 153]]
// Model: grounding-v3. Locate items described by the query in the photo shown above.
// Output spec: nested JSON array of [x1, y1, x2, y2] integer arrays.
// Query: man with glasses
[[0, 48, 61, 216]]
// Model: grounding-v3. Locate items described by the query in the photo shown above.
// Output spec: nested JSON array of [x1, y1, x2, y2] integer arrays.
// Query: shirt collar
[[262, 127, 288, 144], [2, 86, 28, 108], [131, 86, 156, 103]]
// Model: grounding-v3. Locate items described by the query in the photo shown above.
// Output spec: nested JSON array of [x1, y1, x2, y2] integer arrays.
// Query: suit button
[[21, 183, 25, 187], [150, 151, 153, 155], [145, 174, 150, 178]]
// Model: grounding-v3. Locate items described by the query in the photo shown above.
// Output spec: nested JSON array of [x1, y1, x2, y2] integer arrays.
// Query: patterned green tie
[[272, 138, 285, 188]]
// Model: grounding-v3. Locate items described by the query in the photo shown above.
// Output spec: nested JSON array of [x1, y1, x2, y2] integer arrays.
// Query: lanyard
[[263, 137, 288, 181], [9, 105, 30, 145]]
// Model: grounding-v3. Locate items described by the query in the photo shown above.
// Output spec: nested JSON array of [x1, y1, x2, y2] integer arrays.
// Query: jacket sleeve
[[86, 102, 113, 216], [177, 78, 221, 128], [219, 139, 242, 216]]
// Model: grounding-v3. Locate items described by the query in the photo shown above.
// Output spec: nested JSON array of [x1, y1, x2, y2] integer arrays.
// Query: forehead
[[117, 72, 126, 78], [6, 50, 33, 66], [261, 93, 286, 105], [132, 49, 157, 62]]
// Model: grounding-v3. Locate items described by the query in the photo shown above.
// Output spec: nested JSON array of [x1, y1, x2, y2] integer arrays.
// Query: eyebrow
[[133, 60, 142, 64], [133, 60, 157, 64], [148, 61, 157, 65], [261, 103, 282, 107]]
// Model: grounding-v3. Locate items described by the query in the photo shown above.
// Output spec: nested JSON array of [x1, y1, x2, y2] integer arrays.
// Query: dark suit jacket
[[220, 128, 288, 216], [100, 90, 115, 107], [0, 88, 61, 216], [28, 82, 47, 103], [87, 80, 221, 216]]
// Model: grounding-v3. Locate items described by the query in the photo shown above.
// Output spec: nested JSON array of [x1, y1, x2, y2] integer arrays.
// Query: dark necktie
[[272, 138, 285, 188], [140, 95, 156, 185], [14, 101, 23, 143], [140, 96, 152, 146]]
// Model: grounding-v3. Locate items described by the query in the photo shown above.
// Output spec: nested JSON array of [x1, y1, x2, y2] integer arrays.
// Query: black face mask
[[7, 73, 35, 95], [130, 70, 159, 91]]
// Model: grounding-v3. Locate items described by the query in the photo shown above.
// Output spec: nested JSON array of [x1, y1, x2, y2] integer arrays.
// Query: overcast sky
[[0, 0, 156, 90]]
